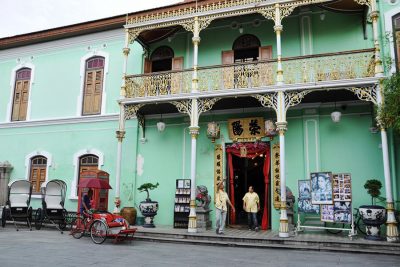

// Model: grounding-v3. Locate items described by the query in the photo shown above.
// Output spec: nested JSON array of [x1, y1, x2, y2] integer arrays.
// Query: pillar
[[274, 4, 284, 85], [0, 161, 13, 207], [114, 104, 126, 213]]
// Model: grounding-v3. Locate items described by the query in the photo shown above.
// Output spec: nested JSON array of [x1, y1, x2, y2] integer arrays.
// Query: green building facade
[[0, 0, 399, 240]]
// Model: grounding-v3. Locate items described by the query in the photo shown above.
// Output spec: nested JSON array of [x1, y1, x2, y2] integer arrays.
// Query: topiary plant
[[364, 179, 382, 205], [137, 182, 159, 201]]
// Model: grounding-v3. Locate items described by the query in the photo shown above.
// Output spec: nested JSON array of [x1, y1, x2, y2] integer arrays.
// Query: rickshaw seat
[[9, 195, 28, 207]]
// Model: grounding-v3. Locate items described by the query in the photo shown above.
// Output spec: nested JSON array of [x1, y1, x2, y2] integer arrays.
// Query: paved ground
[[0, 227, 399, 267]]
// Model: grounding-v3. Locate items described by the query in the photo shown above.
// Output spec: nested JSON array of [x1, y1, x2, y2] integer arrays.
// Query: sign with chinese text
[[228, 117, 265, 141], [214, 144, 223, 199], [272, 144, 281, 209]]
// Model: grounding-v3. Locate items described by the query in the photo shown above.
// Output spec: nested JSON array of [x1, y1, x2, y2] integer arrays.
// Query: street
[[0, 227, 399, 267]]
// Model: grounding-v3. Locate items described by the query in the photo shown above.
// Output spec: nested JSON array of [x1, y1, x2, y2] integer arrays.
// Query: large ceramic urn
[[138, 200, 158, 228], [359, 205, 386, 241]]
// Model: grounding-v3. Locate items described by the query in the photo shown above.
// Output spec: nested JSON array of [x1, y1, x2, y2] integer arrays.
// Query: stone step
[[134, 231, 400, 256]]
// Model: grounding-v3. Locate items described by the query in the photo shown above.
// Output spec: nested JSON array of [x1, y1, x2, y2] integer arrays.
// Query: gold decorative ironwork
[[125, 50, 374, 99], [284, 90, 311, 111], [347, 86, 377, 105], [124, 104, 145, 120], [282, 50, 375, 84], [253, 93, 278, 113], [198, 98, 221, 115], [171, 99, 192, 116], [272, 143, 281, 209], [353, 0, 371, 7]]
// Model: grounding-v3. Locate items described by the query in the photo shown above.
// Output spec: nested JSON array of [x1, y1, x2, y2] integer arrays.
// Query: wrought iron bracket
[[346, 86, 378, 105]]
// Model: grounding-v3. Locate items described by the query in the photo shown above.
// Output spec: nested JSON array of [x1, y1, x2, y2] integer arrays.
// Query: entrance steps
[[134, 226, 400, 255]]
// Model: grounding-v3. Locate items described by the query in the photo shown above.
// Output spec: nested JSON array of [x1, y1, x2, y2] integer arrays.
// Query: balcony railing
[[125, 49, 375, 98]]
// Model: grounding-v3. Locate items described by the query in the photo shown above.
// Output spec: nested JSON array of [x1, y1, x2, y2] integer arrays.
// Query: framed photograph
[[320, 205, 334, 222], [177, 179, 184, 189], [298, 180, 311, 199], [184, 179, 191, 189], [333, 201, 352, 224], [298, 198, 320, 214], [311, 172, 333, 204]]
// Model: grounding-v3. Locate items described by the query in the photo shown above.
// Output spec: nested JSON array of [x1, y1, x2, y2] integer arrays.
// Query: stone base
[[196, 208, 211, 232]]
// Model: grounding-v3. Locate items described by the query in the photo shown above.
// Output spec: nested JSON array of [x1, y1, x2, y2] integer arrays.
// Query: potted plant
[[378, 72, 400, 134], [359, 179, 386, 241], [137, 182, 159, 228]]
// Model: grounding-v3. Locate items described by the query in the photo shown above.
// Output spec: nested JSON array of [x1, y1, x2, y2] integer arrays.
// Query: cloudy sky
[[0, 0, 182, 38]]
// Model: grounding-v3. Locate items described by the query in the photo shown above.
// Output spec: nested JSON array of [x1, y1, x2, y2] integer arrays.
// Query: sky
[[0, 0, 182, 38]]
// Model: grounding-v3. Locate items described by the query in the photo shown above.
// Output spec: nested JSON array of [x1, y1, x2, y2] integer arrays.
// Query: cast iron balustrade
[[124, 49, 375, 99]]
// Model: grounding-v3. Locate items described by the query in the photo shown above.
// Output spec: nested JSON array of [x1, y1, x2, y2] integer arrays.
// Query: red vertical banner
[[261, 146, 271, 230]]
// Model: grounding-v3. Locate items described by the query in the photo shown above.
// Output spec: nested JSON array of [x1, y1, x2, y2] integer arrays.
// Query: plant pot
[[359, 205, 386, 241], [138, 200, 158, 228], [120, 207, 137, 226]]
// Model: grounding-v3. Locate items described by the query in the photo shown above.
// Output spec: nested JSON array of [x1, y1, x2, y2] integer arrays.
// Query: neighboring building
[[0, 0, 399, 240]]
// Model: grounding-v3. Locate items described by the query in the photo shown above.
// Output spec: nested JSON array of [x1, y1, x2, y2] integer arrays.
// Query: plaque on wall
[[228, 117, 265, 141]]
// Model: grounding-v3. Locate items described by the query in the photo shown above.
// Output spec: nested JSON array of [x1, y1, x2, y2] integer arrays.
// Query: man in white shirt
[[242, 186, 260, 231], [215, 182, 235, 235]]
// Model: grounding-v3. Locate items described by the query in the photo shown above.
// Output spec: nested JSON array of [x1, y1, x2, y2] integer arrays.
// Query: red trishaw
[[70, 170, 136, 244]]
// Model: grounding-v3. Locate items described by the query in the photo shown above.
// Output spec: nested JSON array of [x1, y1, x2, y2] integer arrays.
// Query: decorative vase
[[138, 200, 158, 228], [359, 205, 386, 241], [120, 207, 137, 226]]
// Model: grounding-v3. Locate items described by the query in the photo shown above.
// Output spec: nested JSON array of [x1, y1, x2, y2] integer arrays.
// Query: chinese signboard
[[214, 144, 223, 198], [272, 144, 281, 209], [228, 117, 265, 141]]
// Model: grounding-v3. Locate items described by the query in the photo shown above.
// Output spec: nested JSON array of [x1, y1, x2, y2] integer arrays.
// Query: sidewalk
[[134, 225, 400, 255]]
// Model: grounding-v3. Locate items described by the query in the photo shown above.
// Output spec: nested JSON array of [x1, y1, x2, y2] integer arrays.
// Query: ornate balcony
[[124, 49, 375, 99]]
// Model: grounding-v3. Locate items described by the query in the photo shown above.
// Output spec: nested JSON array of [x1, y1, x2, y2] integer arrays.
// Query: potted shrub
[[137, 182, 159, 228], [359, 179, 386, 241]]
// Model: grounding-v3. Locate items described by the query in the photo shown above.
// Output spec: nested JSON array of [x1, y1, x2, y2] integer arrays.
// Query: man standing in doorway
[[243, 186, 260, 231], [215, 182, 235, 235]]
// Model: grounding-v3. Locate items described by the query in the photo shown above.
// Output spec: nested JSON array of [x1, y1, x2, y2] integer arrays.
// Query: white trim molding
[[25, 150, 52, 198], [300, 15, 313, 56], [70, 149, 104, 199], [384, 7, 400, 74], [6, 62, 36, 123], [77, 50, 109, 117], [303, 118, 320, 178]]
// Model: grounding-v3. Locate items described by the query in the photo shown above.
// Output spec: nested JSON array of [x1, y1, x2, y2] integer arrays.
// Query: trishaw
[[70, 170, 136, 244], [35, 179, 68, 233], [1, 180, 33, 231]]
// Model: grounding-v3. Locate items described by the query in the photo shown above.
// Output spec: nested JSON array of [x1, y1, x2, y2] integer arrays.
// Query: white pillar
[[188, 100, 199, 233], [121, 29, 131, 97], [114, 104, 126, 213], [276, 90, 289, 237], [187, 17, 201, 233], [274, 4, 284, 85]]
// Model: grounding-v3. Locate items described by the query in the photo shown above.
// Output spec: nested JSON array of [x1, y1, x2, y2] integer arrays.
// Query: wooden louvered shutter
[[222, 50, 234, 65], [144, 58, 152, 73], [12, 79, 30, 121], [82, 69, 103, 115], [172, 57, 184, 71], [259, 46, 272, 61]]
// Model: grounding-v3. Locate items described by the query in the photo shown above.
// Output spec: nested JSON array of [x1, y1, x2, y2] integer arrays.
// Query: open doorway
[[231, 156, 266, 226], [226, 142, 271, 230]]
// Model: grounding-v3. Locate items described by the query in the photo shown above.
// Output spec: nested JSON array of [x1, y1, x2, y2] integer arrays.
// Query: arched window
[[11, 68, 31, 121], [82, 57, 104, 115], [233, 34, 261, 63], [393, 14, 400, 71], [77, 154, 99, 190], [30, 156, 47, 193], [149, 46, 175, 72]]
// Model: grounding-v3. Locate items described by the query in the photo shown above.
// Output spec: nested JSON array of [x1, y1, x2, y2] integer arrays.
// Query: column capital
[[370, 10, 379, 20], [276, 121, 287, 134], [192, 36, 201, 44], [122, 47, 130, 56], [189, 126, 200, 138], [274, 25, 283, 32], [116, 130, 126, 142]]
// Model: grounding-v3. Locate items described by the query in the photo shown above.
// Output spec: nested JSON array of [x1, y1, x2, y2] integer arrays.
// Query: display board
[[173, 179, 191, 228]]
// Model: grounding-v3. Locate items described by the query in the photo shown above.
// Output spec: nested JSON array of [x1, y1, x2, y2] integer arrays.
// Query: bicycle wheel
[[70, 217, 85, 239], [325, 222, 345, 234], [1, 208, 7, 227], [90, 220, 107, 244], [35, 208, 43, 230], [356, 216, 366, 235]]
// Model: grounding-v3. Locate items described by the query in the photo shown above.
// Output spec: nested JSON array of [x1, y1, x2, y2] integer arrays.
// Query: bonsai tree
[[137, 182, 159, 202], [364, 179, 382, 205], [378, 72, 400, 133]]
